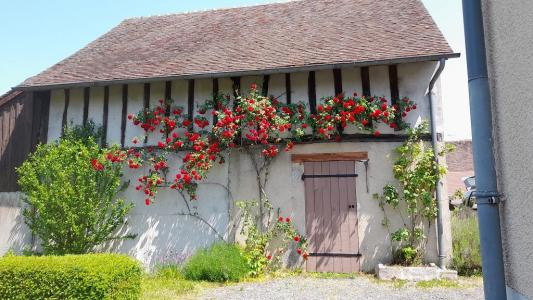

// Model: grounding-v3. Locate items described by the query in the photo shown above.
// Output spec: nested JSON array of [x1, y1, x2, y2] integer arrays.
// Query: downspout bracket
[[474, 191, 502, 204]]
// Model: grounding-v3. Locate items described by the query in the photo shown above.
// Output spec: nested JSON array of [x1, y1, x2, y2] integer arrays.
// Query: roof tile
[[19, 0, 454, 88]]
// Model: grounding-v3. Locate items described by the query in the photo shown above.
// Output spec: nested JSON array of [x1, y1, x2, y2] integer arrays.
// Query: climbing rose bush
[[92, 84, 416, 203], [237, 200, 309, 275]]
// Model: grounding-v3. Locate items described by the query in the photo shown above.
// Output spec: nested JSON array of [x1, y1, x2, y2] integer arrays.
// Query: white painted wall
[[107, 85, 123, 146], [268, 73, 287, 103], [5, 62, 446, 271], [88, 87, 104, 127], [67, 88, 84, 127], [124, 84, 144, 147], [0, 193, 32, 255], [47, 90, 64, 142]]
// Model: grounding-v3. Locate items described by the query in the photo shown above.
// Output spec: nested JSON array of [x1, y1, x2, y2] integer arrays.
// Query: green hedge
[[0, 254, 142, 300], [183, 243, 250, 282]]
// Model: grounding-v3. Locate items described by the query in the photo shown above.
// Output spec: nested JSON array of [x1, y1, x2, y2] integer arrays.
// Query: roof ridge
[[123, 0, 302, 22]]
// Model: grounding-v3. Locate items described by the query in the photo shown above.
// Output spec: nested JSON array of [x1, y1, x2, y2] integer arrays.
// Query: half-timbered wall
[[47, 62, 440, 146], [7, 61, 449, 271]]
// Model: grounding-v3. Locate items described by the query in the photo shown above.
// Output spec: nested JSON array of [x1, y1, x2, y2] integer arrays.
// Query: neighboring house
[[0, 0, 458, 272], [478, 0, 533, 299], [445, 140, 474, 195]]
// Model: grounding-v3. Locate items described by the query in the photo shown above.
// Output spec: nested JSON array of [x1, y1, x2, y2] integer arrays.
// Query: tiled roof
[[19, 0, 456, 89], [0, 90, 23, 108]]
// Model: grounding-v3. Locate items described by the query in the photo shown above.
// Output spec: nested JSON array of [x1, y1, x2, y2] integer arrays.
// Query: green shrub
[[0, 254, 142, 299], [182, 243, 250, 282], [451, 208, 482, 276], [17, 123, 133, 255]]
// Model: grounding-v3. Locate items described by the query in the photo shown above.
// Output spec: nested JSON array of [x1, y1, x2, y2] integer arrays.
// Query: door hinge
[[309, 252, 362, 258], [302, 174, 358, 180]]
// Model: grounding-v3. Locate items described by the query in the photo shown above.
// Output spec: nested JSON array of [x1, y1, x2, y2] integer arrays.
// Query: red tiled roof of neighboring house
[[18, 0, 457, 89]]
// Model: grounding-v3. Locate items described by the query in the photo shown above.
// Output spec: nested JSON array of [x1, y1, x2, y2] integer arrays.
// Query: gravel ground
[[196, 276, 483, 300]]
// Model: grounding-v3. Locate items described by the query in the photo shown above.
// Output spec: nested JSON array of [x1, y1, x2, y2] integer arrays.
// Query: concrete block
[[376, 264, 458, 281]]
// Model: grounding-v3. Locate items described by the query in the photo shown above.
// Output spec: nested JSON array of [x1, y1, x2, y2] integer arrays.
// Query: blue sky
[[0, 0, 470, 140]]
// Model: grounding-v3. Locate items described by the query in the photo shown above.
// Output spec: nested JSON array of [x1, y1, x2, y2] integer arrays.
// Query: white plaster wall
[[291, 72, 310, 111], [47, 89, 64, 142], [269, 73, 287, 103], [106, 85, 123, 146], [315, 70, 335, 101], [398, 61, 439, 130], [482, 1, 533, 298], [218, 77, 234, 97], [193, 78, 213, 132], [102, 141, 439, 270], [0, 193, 32, 256], [228, 142, 439, 272], [105, 153, 231, 269], [67, 88, 84, 127], [88, 87, 104, 127], [342, 67, 363, 98], [369, 66, 394, 135], [124, 84, 144, 147], [170, 80, 189, 138], [147, 82, 165, 145]]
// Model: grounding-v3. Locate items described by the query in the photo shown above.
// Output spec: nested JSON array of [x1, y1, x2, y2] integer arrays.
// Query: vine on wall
[[373, 122, 453, 265]]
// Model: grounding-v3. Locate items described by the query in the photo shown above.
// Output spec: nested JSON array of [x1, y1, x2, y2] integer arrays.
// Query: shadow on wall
[[0, 193, 33, 256], [105, 174, 232, 270]]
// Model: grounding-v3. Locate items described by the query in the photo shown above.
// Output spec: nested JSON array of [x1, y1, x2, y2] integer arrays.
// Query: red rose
[[251, 83, 257, 90], [266, 255, 272, 260], [297, 248, 302, 255], [145, 199, 150, 206], [247, 106, 254, 112], [293, 236, 300, 242], [286, 217, 291, 223], [278, 216, 284, 222], [374, 130, 381, 137], [128, 114, 133, 120]]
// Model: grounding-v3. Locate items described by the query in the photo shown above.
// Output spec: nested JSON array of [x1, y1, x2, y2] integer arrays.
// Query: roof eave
[[15, 53, 460, 91]]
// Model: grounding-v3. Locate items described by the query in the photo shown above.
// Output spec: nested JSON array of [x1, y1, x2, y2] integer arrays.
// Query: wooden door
[[304, 160, 360, 273]]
